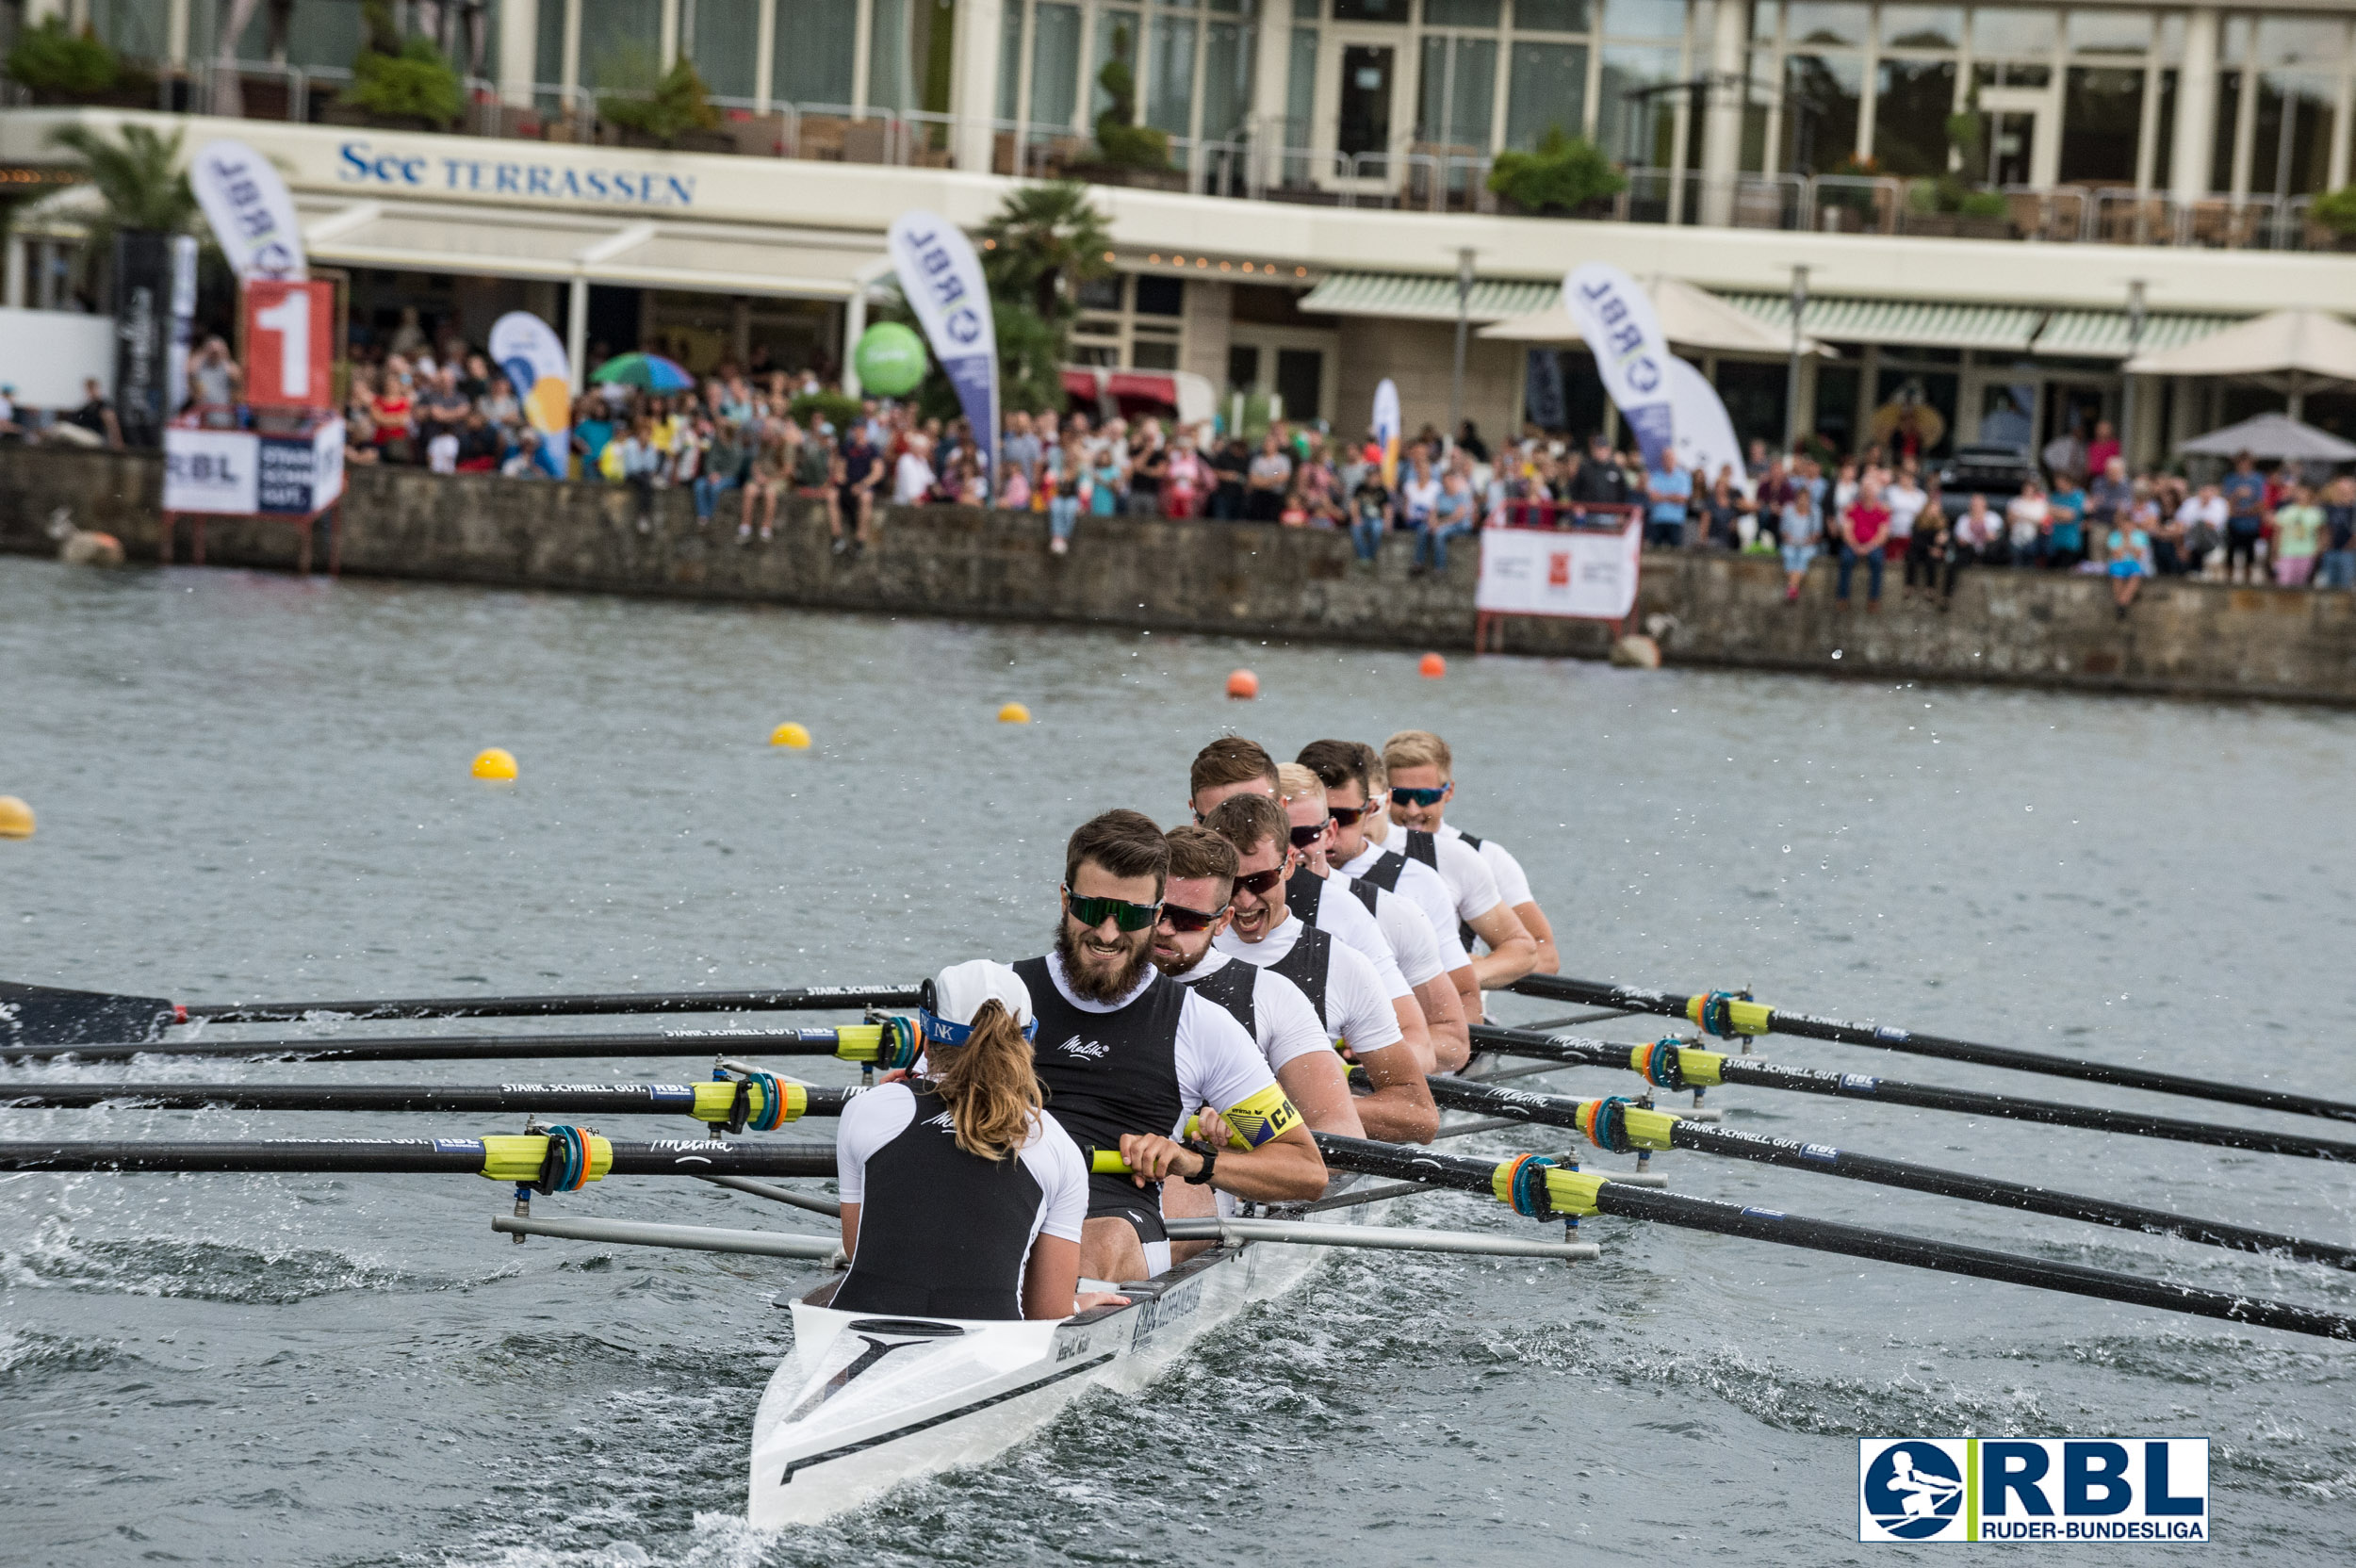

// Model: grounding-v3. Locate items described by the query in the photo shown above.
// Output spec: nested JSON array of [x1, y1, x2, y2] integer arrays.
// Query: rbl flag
[[243, 278, 335, 411], [1562, 262, 1675, 470], [887, 210, 998, 501]]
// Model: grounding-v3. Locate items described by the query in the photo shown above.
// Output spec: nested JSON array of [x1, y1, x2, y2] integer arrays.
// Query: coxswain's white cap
[[931, 959, 1033, 1031]]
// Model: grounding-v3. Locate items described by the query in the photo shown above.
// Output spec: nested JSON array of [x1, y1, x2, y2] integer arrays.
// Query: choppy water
[[3, 554, 2352, 1566]]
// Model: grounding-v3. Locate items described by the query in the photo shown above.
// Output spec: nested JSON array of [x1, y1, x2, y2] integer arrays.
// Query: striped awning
[[1719, 292, 2046, 351], [1296, 270, 1560, 322], [2034, 308, 2248, 360]]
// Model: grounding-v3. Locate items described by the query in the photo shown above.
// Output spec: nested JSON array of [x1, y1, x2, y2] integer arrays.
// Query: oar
[[1305, 1134, 2356, 1343], [1472, 1025, 2356, 1164], [0, 1021, 919, 1066], [1399, 1070, 2356, 1271], [0, 979, 926, 1049], [1506, 974, 2356, 1125], [0, 1134, 837, 1180], [0, 1079, 860, 1130]]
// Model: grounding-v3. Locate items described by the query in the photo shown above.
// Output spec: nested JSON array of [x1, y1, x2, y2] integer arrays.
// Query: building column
[[1250, 13, 1294, 190], [566, 276, 588, 392], [2169, 8, 2219, 203], [498, 0, 538, 107], [660, 0, 680, 69], [1699, 0, 1745, 227], [950, 0, 1006, 172], [167, 0, 191, 66], [3, 236, 25, 309]]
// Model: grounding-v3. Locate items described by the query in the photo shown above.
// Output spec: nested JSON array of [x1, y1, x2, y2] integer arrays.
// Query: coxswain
[[1203, 793, 1439, 1143], [1297, 740, 1483, 1036], [1275, 762, 1470, 1072], [833, 960, 1116, 1320], [1018, 809, 1327, 1282], [1185, 736, 1436, 1070], [1382, 728, 1560, 977]]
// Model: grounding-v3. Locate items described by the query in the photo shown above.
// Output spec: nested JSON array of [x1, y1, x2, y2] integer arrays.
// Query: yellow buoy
[[997, 702, 1031, 725], [471, 747, 518, 781], [0, 795, 34, 840], [770, 723, 812, 749]]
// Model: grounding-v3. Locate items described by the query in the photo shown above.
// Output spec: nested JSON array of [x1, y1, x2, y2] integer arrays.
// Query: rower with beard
[[1383, 728, 1561, 978], [1185, 736, 1435, 1071], [1275, 762, 1470, 1072], [1297, 740, 1483, 1034], [1203, 793, 1439, 1143], [1021, 809, 1327, 1282]]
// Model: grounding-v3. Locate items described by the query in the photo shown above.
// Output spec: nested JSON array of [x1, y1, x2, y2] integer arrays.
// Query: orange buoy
[[1418, 652, 1448, 679], [1225, 668, 1259, 700]]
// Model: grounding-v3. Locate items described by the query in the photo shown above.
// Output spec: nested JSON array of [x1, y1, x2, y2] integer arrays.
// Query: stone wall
[[7, 445, 2354, 704]]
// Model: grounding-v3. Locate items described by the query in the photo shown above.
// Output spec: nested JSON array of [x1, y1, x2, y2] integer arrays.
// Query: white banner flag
[[1372, 378, 1400, 488], [1562, 262, 1671, 470], [191, 139, 306, 279], [886, 210, 997, 498], [490, 311, 574, 475], [1476, 515, 1643, 622], [1665, 356, 1750, 498]]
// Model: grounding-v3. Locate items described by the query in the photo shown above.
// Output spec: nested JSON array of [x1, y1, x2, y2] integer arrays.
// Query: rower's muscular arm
[[1117, 1123, 1325, 1201], [1444, 960, 1482, 1028], [1350, 1043, 1439, 1144], [1413, 972, 1469, 1072], [1389, 993, 1434, 1076], [1514, 899, 1560, 976], [1465, 903, 1539, 989], [1275, 1051, 1364, 1138]]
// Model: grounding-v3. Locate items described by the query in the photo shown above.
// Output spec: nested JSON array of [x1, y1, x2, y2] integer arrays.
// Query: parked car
[[1934, 443, 2036, 517]]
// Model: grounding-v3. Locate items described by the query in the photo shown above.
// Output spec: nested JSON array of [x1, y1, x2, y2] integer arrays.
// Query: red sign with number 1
[[243, 278, 334, 411]]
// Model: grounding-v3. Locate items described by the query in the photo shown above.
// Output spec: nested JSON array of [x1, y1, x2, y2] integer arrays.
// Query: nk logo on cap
[[1858, 1438, 2209, 1544]]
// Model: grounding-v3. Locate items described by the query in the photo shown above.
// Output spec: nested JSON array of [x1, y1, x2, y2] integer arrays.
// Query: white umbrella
[[2176, 411, 2356, 463], [2124, 309, 2356, 419], [1482, 277, 1831, 356]]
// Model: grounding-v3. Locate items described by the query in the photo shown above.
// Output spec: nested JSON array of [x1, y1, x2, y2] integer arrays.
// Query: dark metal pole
[[1784, 263, 1809, 451]]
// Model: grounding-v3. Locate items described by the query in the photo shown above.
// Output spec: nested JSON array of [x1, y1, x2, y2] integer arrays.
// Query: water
[[3, 555, 2352, 1565]]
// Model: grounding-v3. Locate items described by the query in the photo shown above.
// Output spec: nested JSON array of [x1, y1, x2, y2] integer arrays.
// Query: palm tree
[[48, 122, 200, 268], [979, 181, 1114, 325]]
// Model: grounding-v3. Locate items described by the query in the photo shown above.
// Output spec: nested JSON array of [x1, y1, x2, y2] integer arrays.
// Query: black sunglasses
[[1389, 785, 1448, 808], [1326, 802, 1374, 825], [1156, 902, 1229, 933], [1064, 887, 1162, 932], [1232, 865, 1287, 898], [1287, 817, 1330, 848]]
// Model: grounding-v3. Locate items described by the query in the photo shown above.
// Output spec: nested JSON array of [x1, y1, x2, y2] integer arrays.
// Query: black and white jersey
[[1337, 872, 1447, 988], [1391, 825, 1504, 946], [1172, 949, 1332, 1072], [1214, 915, 1404, 1057], [1284, 867, 1412, 1000], [833, 1081, 1087, 1320], [1337, 841, 1473, 972], [1442, 821, 1535, 910]]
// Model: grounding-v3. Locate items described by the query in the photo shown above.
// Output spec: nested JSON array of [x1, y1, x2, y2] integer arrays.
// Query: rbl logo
[[1858, 1438, 2208, 1544]]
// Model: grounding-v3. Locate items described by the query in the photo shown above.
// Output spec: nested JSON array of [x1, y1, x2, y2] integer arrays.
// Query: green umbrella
[[589, 352, 695, 393]]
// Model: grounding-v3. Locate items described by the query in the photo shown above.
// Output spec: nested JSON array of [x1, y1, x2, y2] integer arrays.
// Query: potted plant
[[598, 56, 731, 153], [1485, 126, 1627, 218], [1063, 25, 1186, 190], [5, 16, 153, 107], [330, 8, 465, 131], [2313, 186, 2356, 251]]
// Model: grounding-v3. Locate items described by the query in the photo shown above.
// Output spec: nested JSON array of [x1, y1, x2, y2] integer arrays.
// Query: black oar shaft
[[0, 1138, 839, 1177], [1308, 1135, 2356, 1342], [1506, 974, 2356, 1125], [0, 1083, 860, 1118], [185, 985, 923, 1026], [1470, 1024, 2356, 1164], [2, 1028, 867, 1065]]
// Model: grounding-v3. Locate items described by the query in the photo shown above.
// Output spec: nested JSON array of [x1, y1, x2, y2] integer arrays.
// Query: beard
[[1055, 914, 1155, 1003]]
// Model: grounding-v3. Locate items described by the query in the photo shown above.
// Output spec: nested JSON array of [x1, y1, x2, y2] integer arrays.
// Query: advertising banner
[[1372, 378, 1400, 487], [191, 139, 306, 279], [489, 310, 574, 475], [243, 278, 335, 411], [1562, 262, 1674, 469], [113, 229, 172, 449], [886, 210, 997, 499], [167, 234, 198, 416], [163, 417, 345, 516], [1475, 514, 1643, 622], [1665, 356, 1749, 498]]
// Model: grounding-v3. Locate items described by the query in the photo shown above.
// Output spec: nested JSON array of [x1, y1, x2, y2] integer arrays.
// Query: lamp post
[[2119, 278, 2146, 467], [1449, 246, 1476, 454], [1784, 263, 1810, 452]]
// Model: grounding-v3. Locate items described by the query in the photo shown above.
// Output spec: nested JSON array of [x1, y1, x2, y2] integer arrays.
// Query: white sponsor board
[[1475, 516, 1643, 622], [164, 418, 345, 515]]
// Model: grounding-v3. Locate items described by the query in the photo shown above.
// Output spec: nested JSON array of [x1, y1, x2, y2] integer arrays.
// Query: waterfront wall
[[8, 446, 2356, 704]]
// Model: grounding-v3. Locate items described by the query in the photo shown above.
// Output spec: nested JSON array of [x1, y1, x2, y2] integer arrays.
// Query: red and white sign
[[243, 278, 334, 411], [1476, 515, 1644, 622]]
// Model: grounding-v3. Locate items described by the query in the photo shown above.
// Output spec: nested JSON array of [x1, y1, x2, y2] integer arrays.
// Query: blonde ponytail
[[929, 1000, 1041, 1160]]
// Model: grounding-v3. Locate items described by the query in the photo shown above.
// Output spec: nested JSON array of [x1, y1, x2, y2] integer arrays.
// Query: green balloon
[[855, 321, 928, 397]]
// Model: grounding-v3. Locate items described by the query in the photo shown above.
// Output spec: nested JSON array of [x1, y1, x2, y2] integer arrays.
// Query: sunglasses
[[1232, 865, 1287, 898], [1065, 888, 1163, 932], [1288, 818, 1330, 848], [1326, 802, 1374, 825], [1389, 785, 1449, 808], [1156, 901, 1229, 933]]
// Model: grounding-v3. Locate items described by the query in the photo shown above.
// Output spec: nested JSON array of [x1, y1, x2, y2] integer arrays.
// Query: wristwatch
[[1183, 1145, 1219, 1185]]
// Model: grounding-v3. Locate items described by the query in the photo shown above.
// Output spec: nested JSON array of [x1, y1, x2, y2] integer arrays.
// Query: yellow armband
[[1219, 1083, 1302, 1149]]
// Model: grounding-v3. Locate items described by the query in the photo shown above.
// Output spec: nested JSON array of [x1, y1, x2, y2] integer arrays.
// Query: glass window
[[1133, 338, 1181, 370], [1285, 24, 1317, 157], [2209, 68, 2238, 192], [1137, 274, 1186, 315], [1151, 15, 1199, 135], [869, 0, 956, 115], [1873, 58, 1957, 176], [1333, 0, 1414, 20], [1000, 1, 1026, 120], [1202, 20, 1253, 139], [1094, 8, 1142, 120], [537, 0, 566, 88], [778, 0, 860, 106], [1420, 36, 1498, 146], [1602, 0, 1689, 39], [1780, 50, 1861, 172], [2251, 18, 2346, 71], [1078, 275, 1125, 309], [2219, 14, 2250, 66], [1878, 6, 1960, 51], [2151, 66, 2175, 188], [1514, 0, 1591, 31], [580, 0, 663, 90], [2065, 8, 2150, 57], [1031, 4, 1085, 125], [1784, 3, 1866, 49], [1508, 41, 1590, 146], [2251, 73, 2338, 197], [1600, 44, 1681, 162], [88, 0, 169, 59], [693, 0, 762, 101], [1426, 0, 1503, 24], [1969, 8, 2056, 59], [2152, 13, 2183, 66], [1750, 0, 1781, 44], [2059, 65, 2142, 185]]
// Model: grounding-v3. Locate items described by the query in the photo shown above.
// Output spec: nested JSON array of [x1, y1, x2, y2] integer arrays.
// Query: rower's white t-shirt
[[1441, 821, 1534, 911], [1301, 871, 1414, 1001], [1368, 821, 1502, 925], [836, 1081, 1088, 1247], [1042, 950, 1279, 1117], [1341, 872, 1447, 988], [1335, 841, 1473, 973], [1214, 916, 1405, 1056], [1171, 949, 1333, 1072]]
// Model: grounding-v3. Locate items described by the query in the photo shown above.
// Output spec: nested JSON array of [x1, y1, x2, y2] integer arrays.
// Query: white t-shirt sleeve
[[1317, 881, 1414, 1000], [1366, 884, 1447, 988], [1024, 1113, 1090, 1244], [1324, 940, 1406, 1056], [1398, 859, 1472, 971], [1173, 988, 1284, 1116], [1480, 839, 1535, 910], [1437, 834, 1504, 923], [833, 1081, 915, 1206], [1252, 969, 1337, 1070]]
